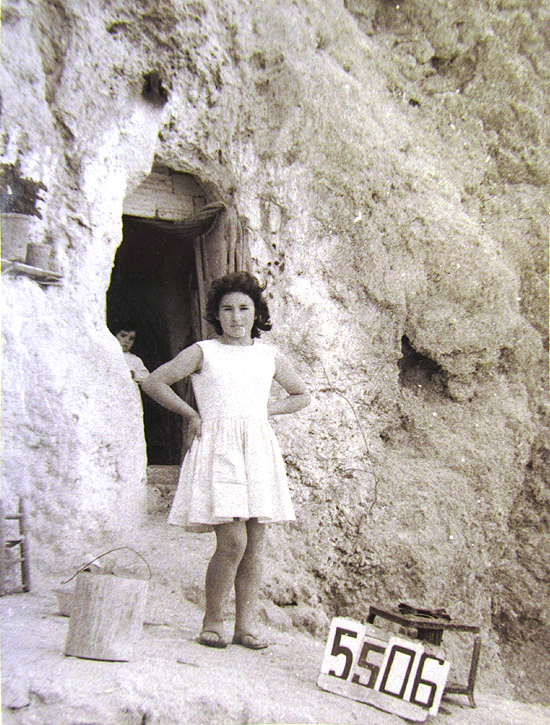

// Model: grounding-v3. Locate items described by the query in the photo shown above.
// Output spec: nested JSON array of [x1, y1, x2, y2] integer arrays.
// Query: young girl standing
[[142, 272, 310, 649]]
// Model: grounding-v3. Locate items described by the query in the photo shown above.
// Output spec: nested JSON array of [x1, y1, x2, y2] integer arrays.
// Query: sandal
[[199, 630, 227, 649], [232, 633, 269, 650]]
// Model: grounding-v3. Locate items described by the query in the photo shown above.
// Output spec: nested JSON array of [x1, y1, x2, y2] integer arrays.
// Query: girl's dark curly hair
[[205, 271, 271, 338]]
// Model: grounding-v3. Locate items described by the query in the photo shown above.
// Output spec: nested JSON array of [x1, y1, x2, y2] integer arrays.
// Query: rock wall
[[1, 0, 548, 701]]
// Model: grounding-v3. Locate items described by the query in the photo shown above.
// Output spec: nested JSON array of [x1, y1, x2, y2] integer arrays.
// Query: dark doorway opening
[[107, 214, 202, 464]]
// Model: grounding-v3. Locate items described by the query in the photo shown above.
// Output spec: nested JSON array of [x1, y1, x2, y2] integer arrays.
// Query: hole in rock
[[398, 335, 448, 396], [107, 164, 224, 464], [142, 71, 168, 105]]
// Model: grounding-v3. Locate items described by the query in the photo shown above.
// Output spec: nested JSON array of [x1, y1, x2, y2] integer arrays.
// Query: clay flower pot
[[1, 212, 33, 261]]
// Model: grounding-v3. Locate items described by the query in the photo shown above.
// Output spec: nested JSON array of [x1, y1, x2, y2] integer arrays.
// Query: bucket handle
[[60, 546, 152, 585]]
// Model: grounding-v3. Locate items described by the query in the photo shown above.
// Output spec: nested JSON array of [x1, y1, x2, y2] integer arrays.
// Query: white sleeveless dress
[[168, 339, 296, 532]]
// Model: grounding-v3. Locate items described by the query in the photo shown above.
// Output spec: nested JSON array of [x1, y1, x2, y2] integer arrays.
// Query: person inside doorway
[[114, 323, 150, 385]]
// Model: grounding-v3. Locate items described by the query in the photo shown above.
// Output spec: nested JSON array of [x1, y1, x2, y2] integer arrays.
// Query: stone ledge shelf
[[1, 259, 63, 286]]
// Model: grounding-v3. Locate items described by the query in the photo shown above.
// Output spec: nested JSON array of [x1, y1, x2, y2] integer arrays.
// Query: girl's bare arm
[[141, 344, 203, 423], [268, 351, 311, 416]]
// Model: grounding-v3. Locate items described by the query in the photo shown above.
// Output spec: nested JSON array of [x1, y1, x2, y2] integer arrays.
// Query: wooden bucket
[[63, 548, 150, 662]]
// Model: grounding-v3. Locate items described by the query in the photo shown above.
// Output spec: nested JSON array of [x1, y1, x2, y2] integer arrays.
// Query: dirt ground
[[2, 514, 550, 725]]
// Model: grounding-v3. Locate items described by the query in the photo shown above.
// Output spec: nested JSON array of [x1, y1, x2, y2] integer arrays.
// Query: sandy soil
[[2, 515, 550, 725]]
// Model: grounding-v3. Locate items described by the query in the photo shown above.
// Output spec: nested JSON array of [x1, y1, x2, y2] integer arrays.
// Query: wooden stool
[[444, 635, 482, 708], [0, 498, 31, 595], [368, 605, 481, 708]]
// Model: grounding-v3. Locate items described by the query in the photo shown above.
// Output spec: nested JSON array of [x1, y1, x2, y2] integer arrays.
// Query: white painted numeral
[[320, 617, 365, 681], [351, 636, 387, 688], [410, 653, 451, 715], [319, 619, 451, 720]]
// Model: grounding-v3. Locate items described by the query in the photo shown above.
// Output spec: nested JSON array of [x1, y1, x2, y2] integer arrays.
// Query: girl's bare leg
[[234, 519, 266, 638], [202, 521, 247, 642]]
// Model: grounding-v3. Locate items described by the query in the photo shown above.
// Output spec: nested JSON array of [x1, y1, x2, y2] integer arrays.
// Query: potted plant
[[1, 161, 46, 262]]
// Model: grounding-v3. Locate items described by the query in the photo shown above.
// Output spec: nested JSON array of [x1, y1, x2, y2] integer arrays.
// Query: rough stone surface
[[1, 0, 548, 707]]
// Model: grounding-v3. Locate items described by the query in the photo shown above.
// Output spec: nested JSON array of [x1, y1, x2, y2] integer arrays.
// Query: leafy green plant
[[0, 161, 46, 218]]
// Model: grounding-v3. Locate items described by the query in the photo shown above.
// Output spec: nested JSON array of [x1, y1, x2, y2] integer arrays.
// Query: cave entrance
[[106, 164, 233, 464]]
